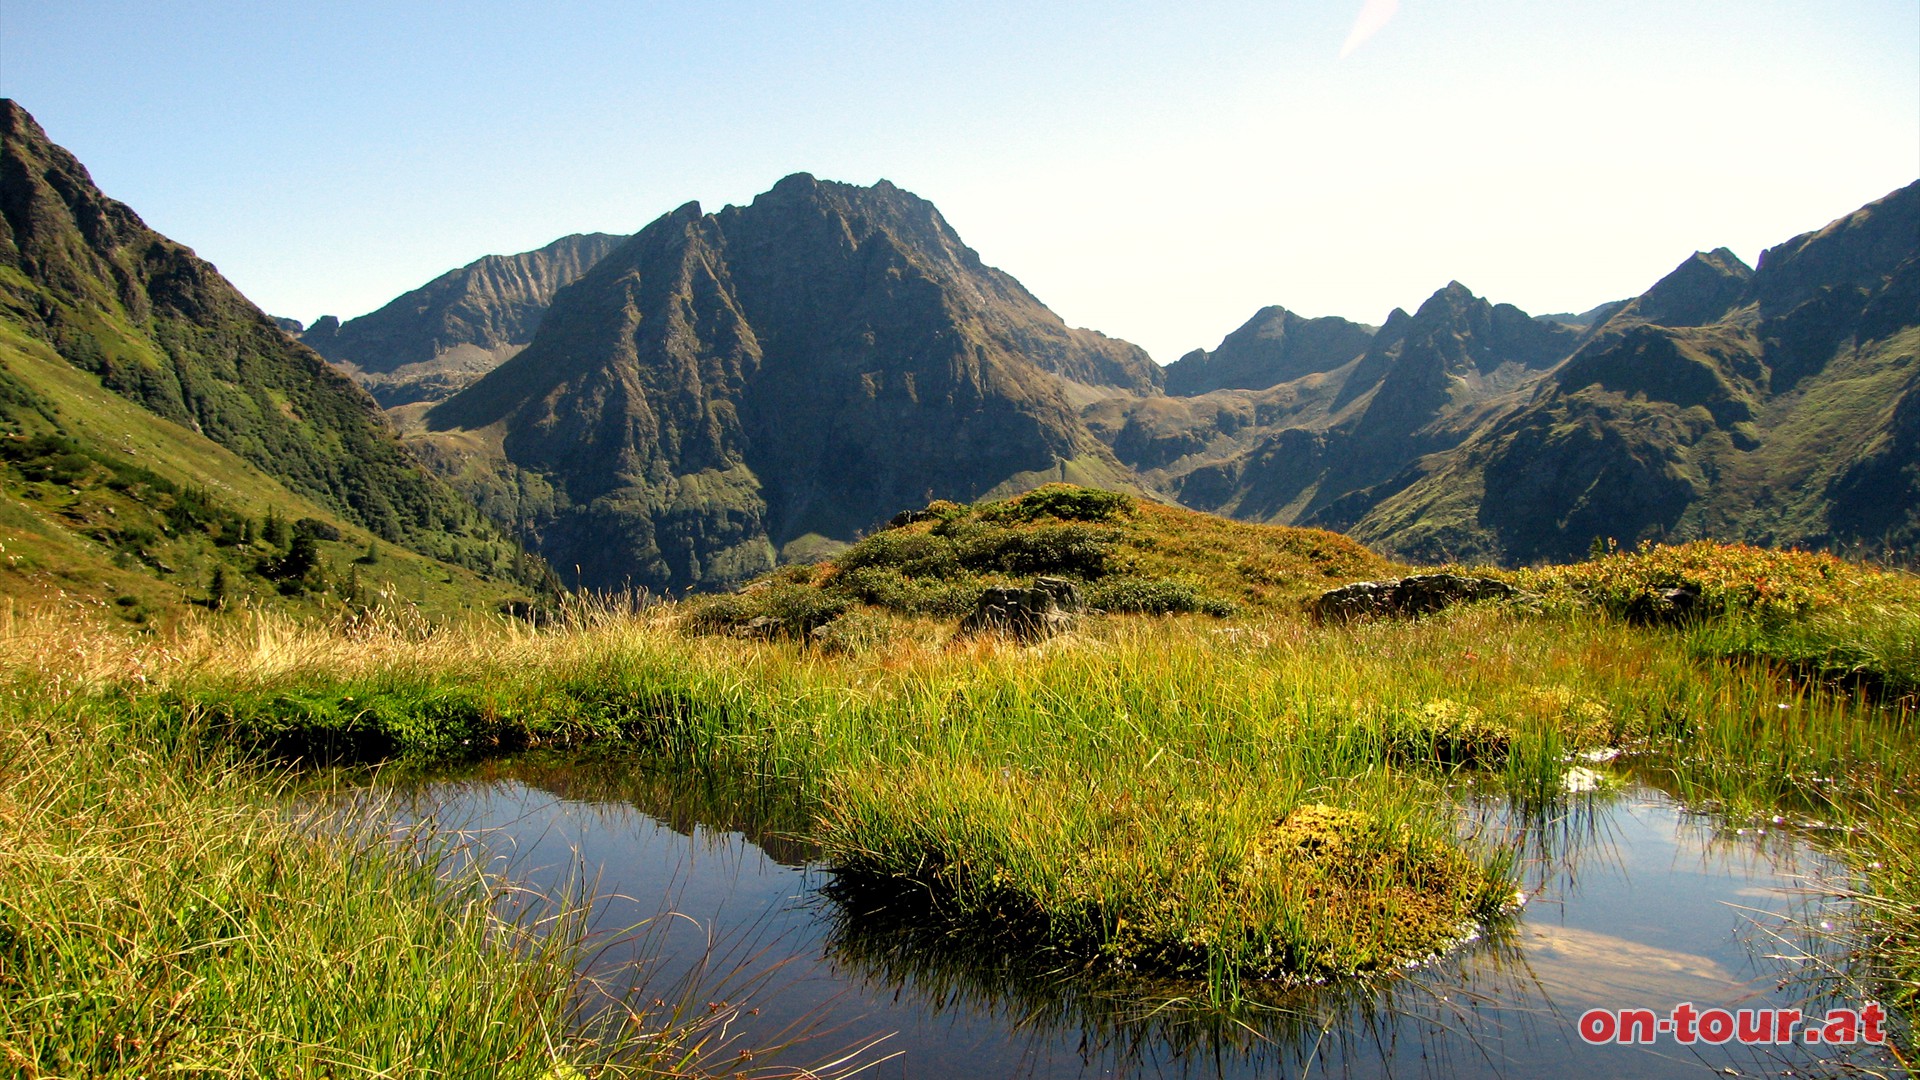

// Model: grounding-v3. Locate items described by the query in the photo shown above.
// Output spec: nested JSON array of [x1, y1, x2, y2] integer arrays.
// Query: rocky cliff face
[[0, 99, 488, 552], [421, 174, 1154, 593], [304, 232, 624, 405]]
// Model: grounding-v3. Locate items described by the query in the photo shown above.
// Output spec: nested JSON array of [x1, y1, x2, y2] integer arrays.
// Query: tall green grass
[[0, 611, 873, 1078], [142, 601, 1896, 995]]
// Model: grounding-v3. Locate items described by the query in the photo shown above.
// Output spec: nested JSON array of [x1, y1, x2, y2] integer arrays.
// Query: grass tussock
[[686, 484, 1394, 635], [0, 705, 596, 1076], [823, 767, 1507, 986], [26, 599, 1837, 986], [1516, 540, 1883, 621], [1860, 804, 1920, 1024], [1516, 539, 1920, 700]]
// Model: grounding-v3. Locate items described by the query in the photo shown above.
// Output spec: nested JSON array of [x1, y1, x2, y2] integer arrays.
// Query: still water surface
[[373, 761, 1902, 1078]]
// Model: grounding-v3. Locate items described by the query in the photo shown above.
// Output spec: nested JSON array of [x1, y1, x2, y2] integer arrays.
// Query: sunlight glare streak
[[1340, 0, 1401, 58]]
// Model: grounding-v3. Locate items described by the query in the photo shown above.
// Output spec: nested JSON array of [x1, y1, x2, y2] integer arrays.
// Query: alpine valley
[[6, 96, 1920, 1080], [4, 96, 1917, 603]]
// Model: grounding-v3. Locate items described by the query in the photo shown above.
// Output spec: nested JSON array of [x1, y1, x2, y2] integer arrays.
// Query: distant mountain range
[[1326, 190, 1920, 562], [7, 97, 1915, 603], [365, 172, 1912, 590], [1104, 183, 1919, 564]]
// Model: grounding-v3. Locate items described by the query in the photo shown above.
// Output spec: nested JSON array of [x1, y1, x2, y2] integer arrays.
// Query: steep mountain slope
[[0, 98, 534, 613], [1332, 181, 1920, 562], [41, 66, 1897, 587], [303, 232, 623, 406], [418, 174, 1159, 593], [0, 323, 528, 620]]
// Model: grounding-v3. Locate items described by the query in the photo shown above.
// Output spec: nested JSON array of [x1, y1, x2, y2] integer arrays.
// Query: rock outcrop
[[957, 577, 1081, 641], [1310, 573, 1517, 621]]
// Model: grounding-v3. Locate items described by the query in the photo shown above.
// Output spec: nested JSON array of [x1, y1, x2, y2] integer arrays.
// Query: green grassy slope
[[0, 101, 549, 599], [0, 99, 559, 619], [0, 325, 528, 623]]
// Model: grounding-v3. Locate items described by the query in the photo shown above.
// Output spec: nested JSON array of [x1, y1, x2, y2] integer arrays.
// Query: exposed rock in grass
[[1310, 573, 1517, 622], [1628, 582, 1704, 625], [956, 576, 1079, 642]]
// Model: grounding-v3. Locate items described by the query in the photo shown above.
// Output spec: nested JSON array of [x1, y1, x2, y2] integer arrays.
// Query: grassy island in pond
[[2, 488, 1917, 1073]]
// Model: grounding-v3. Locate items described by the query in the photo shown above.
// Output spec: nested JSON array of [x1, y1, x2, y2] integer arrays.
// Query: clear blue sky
[[4, 1, 1916, 362]]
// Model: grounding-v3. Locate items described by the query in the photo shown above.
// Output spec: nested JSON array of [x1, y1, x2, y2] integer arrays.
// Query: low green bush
[[1085, 578, 1235, 617], [809, 610, 901, 655], [683, 583, 851, 639], [978, 486, 1134, 524]]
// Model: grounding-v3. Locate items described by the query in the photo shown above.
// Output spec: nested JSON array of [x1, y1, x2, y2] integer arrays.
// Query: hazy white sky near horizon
[[3, 1, 1916, 363]]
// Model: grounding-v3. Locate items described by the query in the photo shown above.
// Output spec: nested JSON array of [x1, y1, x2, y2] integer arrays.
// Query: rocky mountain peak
[[1, 99, 154, 305], [1616, 247, 1756, 328], [1162, 305, 1374, 395], [419, 175, 1151, 592], [1415, 281, 1480, 321], [1357, 282, 1574, 386], [302, 230, 626, 405]]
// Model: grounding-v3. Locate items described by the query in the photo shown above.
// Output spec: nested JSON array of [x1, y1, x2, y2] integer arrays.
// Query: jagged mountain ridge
[[29, 85, 1905, 594], [1162, 306, 1376, 395], [1326, 180, 1920, 562], [1088, 280, 1587, 529], [389, 171, 1919, 585], [1080, 183, 1919, 565], [302, 231, 625, 406], [417, 173, 1158, 593]]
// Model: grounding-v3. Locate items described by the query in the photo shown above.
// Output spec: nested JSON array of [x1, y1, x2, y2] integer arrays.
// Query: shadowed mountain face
[[0, 99, 490, 553], [1621, 247, 1754, 328], [422, 173, 1156, 593], [303, 232, 624, 406], [406, 169, 1905, 585], [30, 84, 1906, 593]]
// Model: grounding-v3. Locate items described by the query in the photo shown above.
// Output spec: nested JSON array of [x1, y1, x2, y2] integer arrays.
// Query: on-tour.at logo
[[1578, 1002, 1888, 1046]]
